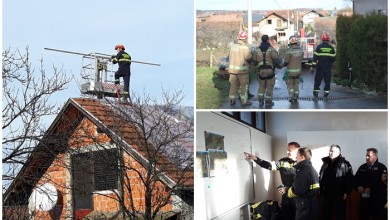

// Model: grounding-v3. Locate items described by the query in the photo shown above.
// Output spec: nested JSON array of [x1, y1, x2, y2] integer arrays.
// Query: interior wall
[[265, 111, 388, 204], [195, 112, 273, 220]]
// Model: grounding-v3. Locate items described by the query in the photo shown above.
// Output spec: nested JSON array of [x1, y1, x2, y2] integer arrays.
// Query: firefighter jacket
[[319, 156, 353, 196], [253, 42, 282, 79], [313, 42, 336, 73], [355, 160, 387, 199], [112, 50, 131, 75], [287, 160, 319, 199], [228, 40, 252, 74], [255, 157, 296, 187], [284, 44, 304, 77]]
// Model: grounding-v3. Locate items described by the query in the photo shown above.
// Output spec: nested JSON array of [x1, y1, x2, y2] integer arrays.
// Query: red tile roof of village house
[[71, 98, 194, 188], [4, 98, 193, 204]]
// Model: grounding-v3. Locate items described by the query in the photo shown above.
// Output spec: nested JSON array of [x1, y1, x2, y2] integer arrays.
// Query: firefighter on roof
[[112, 44, 131, 102], [284, 37, 304, 102], [312, 33, 336, 101]]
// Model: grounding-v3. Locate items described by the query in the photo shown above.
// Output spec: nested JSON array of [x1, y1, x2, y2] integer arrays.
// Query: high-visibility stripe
[[229, 65, 249, 71], [288, 187, 297, 198], [119, 58, 131, 62], [310, 183, 320, 190], [288, 68, 301, 73], [280, 161, 293, 168], [314, 52, 336, 57], [251, 202, 261, 209]]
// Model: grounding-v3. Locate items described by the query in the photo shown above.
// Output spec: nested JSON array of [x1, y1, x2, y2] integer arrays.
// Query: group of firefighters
[[228, 31, 336, 107], [246, 143, 387, 220]]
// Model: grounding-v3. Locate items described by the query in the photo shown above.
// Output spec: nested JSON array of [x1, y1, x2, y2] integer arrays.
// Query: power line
[[273, 0, 284, 10]]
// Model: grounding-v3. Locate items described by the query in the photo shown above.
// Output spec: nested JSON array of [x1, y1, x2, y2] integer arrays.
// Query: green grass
[[196, 67, 229, 109], [196, 67, 258, 109]]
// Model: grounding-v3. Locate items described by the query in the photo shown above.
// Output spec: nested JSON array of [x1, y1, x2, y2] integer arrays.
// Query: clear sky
[[197, 0, 352, 10], [3, 0, 194, 107]]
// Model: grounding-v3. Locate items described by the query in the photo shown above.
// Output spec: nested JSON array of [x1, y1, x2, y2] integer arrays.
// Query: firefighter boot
[[241, 97, 252, 106], [258, 93, 264, 107], [265, 97, 274, 106], [288, 90, 294, 102], [324, 91, 330, 101], [121, 92, 129, 103], [312, 91, 319, 101], [293, 92, 299, 102]]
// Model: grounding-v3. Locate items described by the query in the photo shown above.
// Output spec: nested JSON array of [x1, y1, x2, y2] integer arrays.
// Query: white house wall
[[258, 15, 295, 42], [302, 12, 320, 27]]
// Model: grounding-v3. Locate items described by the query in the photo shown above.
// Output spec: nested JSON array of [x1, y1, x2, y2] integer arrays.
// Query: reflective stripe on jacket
[[228, 40, 252, 74], [287, 160, 319, 198], [285, 45, 303, 75], [255, 157, 296, 187], [113, 50, 131, 74], [313, 42, 336, 73]]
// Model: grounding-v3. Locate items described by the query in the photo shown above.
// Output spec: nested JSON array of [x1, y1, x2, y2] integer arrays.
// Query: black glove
[[111, 55, 116, 59]]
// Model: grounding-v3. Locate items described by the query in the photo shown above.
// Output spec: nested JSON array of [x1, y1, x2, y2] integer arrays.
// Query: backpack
[[250, 200, 280, 220]]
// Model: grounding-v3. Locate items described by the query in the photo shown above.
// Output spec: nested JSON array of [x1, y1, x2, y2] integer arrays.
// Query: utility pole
[[248, 0, 252, 45]]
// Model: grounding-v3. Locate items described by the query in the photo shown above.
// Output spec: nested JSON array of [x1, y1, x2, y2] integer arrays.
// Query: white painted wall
[[195, 112, 273, 220]]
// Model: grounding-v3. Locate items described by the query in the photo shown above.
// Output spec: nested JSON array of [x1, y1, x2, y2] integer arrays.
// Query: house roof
[[258, 10, 296, 24], [301, 9, 328, 17], [4, 98, 194, 205]]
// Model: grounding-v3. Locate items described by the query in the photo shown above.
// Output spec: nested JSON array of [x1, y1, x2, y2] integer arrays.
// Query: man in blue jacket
[[112, 44, 131, 102], [355, 148, 387, 220], [287, 147, 320, 220], [312, 33, 336, 101]]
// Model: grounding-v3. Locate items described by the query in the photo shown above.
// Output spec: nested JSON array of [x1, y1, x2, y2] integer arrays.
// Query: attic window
[[267, 19, 272, 24], [72, 149, 119, 192], [94, 149, 119, 191]]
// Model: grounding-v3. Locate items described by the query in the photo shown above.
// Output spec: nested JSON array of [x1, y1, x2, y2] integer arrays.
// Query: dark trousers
[[115, 70, 131, 93], [321, 194, 346, 220], [295, 197, 318, 220], [281, 194, 296, 220], [359, 197, 387, 220], [314, 69, 331, 92]]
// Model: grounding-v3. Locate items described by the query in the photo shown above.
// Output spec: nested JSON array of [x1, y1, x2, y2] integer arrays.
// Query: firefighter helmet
[[237, 31, 248, 40], [289, 37, 299, 44], [115, 44, 125, 50], [321, 33, 330, 41]]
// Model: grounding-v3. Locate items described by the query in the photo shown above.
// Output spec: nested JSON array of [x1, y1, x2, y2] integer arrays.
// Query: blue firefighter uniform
[[287, 159, 320, 220], [312, 41, 336, 100], [112, 47, 131, 99]]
